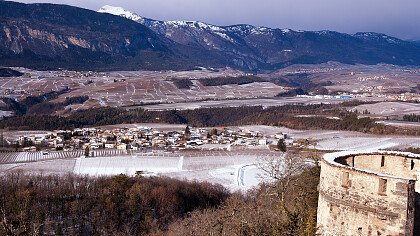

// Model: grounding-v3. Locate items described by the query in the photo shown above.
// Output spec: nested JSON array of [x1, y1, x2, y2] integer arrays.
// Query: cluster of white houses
[[9, 126, 289, 152]]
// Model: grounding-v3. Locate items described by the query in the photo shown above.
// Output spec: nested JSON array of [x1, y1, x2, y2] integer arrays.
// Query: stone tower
[[317, 151, 420, 236]]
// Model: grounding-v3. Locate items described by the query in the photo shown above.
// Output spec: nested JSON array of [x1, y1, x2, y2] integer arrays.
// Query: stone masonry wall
[[335, 154, 420, 191], [317, 153, 416, 236]]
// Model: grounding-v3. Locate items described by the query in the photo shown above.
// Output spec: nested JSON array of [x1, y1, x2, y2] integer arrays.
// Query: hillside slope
[[0, 1, 419, 71], [99, 5, 420, 71], [0, 1, 207, 70]]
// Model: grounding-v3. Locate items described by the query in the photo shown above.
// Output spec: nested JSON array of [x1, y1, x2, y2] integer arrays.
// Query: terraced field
[[0, 149, 127, 164], [0, 68, 286, 111]]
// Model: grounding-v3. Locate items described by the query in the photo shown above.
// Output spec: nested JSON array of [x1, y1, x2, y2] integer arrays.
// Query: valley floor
[[1, 125, 419, 191]]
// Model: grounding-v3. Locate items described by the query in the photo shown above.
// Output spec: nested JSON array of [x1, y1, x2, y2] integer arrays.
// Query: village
[[4, 126, 289, 154]]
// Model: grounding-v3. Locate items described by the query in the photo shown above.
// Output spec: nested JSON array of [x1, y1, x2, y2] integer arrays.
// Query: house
[[23, 146, 37, 152], [117, 144, 127, 150], [258, 138, 268, 145], [187, 140, 203, 146], [33, 136, 47, 145], [211, 139, 220, 144], [105, 142, 116, 149], [275, 133, 287, 140], [152, 138, 166, 147], [235, 138, 246, 145], [90, 142, 103, 149]]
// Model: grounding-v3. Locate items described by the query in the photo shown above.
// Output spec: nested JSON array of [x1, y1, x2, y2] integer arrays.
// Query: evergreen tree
[[277, 139, 287, 152], [0, 129, 3, 147], [84, 145, 90, 157], [184, 126, 191, 140]]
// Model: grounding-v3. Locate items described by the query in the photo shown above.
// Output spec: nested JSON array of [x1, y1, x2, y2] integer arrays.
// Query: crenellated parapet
[[317, 151, 420, 236]]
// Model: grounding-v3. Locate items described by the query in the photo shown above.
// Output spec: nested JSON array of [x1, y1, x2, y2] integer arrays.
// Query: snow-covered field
[[308, 133, 420, 151], [0, 149, 127, 164], [2, 125, 420, 191], [140, 97, 354, 111], [241, 125, 420, 151], [315, 137, 398, 151], [0, 110, 13, 119], [0, 159, 76, 175], [73, 155, 182, 176], [350, 102, 420, 117], [72, 151, 277, 191]]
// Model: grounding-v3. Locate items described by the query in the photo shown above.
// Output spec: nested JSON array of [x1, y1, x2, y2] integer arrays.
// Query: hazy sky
[[16, 0, 420, 40]]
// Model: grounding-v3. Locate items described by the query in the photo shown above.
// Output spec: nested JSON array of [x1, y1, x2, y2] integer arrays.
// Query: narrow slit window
[[341, 172, 350, 187], [379, 178, 387, 194], [380, 156, 385, 167], [411, 160, 415, 170]]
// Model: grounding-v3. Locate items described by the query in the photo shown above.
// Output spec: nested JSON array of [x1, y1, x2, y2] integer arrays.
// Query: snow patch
[[98, 5, 143, 22], [281, 28, 291, 33], [74, 156, 181, 177]]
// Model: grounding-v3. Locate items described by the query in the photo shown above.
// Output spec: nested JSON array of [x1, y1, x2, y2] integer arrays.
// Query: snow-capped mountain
[[99, 6, 238, 47], [1, 1, 419, 72], [98, 5, 291, 49], [97, 5, 419, 70], [97, 5, 308, 69], [98, 5, 406, 47], [98, 5, 143, 22]]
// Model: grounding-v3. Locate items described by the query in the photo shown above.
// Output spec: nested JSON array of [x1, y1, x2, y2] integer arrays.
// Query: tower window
[[341, 172, 350, 187], [378, 178, 387, 194], [380, 155, 385, 167]]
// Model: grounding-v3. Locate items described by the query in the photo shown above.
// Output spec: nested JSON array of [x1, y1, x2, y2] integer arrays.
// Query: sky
[[16, 0, 420, 40]]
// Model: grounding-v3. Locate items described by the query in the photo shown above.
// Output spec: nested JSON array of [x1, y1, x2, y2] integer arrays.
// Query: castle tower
[[317, 151, 420, 236]]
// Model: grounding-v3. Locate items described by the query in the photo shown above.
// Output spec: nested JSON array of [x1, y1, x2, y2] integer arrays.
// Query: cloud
[[15, 0, 420, 40]]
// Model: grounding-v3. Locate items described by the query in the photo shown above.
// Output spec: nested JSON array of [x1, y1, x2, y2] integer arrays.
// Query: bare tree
[[258, 150, 314, 201], [257, 142, 320, 235]]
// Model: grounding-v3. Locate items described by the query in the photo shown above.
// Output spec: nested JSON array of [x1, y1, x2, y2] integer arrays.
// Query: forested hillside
[[0, 156, 320, 236], [0, 173, 228, 235]]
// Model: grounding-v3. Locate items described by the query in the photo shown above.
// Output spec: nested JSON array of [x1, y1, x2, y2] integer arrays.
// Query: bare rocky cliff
[[0, 1, 197, 70]]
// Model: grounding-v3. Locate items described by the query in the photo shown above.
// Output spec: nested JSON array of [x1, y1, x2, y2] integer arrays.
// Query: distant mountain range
[[1, 1, 420, 71]]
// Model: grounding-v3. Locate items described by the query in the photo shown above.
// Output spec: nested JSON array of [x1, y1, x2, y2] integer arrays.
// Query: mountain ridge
[[98, 5, 420, 70], [0, 1, 419, 72], [98, 5, 407, 45], [0, 1, 208, 71]]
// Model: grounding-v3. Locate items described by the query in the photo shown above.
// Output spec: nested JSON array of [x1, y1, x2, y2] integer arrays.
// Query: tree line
[[171, 78, 193, 89], [198, 75, 267, 86], [0, 148, 321, 236], [166, 167, 320, 236], [403, 113, 420, 122], [0, 173, 229, 236], [0, 104, 404, 135]]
